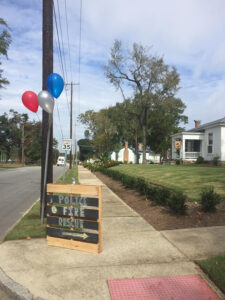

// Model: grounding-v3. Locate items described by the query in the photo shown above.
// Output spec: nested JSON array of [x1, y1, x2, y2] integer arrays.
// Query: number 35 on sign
[[62, 139, 72, 151]]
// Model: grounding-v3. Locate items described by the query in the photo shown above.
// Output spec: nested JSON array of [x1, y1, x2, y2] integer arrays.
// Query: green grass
[[4, 166, 78, 241], [111, 164, 225, 201], [0, 163, 23, 168], [4, 200, 46, 241], [56, 167, 78, 184], [197, 255, 225, 294]]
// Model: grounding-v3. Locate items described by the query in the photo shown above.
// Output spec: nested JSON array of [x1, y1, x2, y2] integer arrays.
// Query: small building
[[111, 142, 160, 164], [171, 118, 225, 162]]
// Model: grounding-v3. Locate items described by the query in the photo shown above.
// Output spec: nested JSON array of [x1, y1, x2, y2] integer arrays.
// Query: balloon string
[[36, 113, 41, 122]]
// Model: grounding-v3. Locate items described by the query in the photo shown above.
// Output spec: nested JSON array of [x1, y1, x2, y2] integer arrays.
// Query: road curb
[[0, 267, 43, 300]]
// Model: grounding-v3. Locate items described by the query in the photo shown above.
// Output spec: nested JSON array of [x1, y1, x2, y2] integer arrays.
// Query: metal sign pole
[[41, 113, 52, 225], [63, 151, 67, 181]]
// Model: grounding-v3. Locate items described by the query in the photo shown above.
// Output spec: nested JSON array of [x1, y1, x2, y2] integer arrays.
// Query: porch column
[[181, 138, 185, 160]]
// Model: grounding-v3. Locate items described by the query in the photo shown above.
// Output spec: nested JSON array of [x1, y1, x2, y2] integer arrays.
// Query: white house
[[111, 142, 160, 163], [171, 118, 225, 161]]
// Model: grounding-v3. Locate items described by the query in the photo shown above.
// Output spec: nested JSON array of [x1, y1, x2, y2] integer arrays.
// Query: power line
[[55, 101, 64, 139], [53, 1, 70, 116], [52, 15, 68, 139], [64, 0, 73, 82], [56, 0, 68, 84], [77, 0, 83, 120], [53, 2, 66, 81]]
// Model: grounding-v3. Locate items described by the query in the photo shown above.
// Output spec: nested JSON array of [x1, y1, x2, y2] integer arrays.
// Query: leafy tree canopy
[[0, 18, 11, 92], [0, 110, 58, 164]]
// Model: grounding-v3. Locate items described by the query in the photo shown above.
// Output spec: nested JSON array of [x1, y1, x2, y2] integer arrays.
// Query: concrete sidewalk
[[0, 166, 224, 299]]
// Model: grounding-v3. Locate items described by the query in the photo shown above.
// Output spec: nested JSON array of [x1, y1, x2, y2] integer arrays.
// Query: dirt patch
[[95, 171, 225, 231]]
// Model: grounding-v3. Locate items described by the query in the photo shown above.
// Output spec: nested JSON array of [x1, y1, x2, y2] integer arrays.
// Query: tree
[[0, 18, 11, 93], [24, 121, 42, 163], [105, 40, 181, 163], [107, 100, 141, 163], [0, 110, 28, 161], [77, 139, 94, 161], [147, 96, 188, 159], [78, 109, 118, 155], [0, 110, 58, 164]]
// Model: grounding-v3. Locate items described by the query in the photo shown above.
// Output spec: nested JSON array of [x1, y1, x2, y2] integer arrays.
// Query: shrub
[[99, 152, 110, 163], [153, 188, 171, 206], [104, 160, 121, 168], [175, 159, 180, 165], [212, 156, 220, 166], [200, 186, 221, 212], [196, 156, 204, 164], [98, 168, 172, 208], [167, 191, 187, 214]]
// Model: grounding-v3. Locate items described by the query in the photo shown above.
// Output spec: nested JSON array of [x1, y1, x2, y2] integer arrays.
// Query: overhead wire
[[53, 0, 70, 116], [77, 0, 83, 121], [53, 0, 70, 139], [53, 29, 65, 140], [52, 0, 83, 143], [64, 0, 73, 82], [56, 0, 68, 84], [55, 0, 72, 133]]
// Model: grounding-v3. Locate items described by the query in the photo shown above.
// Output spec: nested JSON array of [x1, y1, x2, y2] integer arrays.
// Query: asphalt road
[[0, 166, 65, 241]]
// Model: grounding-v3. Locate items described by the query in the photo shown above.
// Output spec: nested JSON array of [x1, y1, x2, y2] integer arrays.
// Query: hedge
[[97, 166, 187, 214]]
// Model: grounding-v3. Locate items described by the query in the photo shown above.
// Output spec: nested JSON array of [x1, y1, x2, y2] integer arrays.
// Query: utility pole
[[21, 124, 25, 166], [73, 124, 77, 166], [41, 0, 53, 215], [65, 82, 79, 169]]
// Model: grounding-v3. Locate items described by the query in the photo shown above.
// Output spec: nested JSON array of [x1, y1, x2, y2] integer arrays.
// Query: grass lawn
[[196, 255, 225, 294], [111, 164, 225, 201], [0, 163, 23, 168], [4, 166, 78, 241]]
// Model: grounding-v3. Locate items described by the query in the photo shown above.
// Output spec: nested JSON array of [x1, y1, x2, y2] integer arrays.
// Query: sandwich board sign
[[46, 183, 102, 254]]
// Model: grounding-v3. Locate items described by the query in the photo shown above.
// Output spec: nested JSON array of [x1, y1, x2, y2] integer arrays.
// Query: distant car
[[57, 156, 65, 166]]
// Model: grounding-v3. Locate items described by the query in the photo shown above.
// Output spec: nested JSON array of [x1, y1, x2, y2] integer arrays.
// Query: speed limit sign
[[62, 139, 72, 151]]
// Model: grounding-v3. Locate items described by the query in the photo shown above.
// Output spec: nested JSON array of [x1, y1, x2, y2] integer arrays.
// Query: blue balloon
[[46, 73, 64, 98]]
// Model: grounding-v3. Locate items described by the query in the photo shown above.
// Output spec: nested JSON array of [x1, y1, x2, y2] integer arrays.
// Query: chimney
[[124, 142, 129, 162], [194, 120, 201, 128], [138, 143, 143, 151]]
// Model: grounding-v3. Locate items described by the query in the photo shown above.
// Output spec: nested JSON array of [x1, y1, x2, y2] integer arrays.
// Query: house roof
[[187, 116, 225, 132]]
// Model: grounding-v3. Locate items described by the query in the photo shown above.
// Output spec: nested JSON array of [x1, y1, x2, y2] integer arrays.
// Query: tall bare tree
[[105, 40, 180, 163]]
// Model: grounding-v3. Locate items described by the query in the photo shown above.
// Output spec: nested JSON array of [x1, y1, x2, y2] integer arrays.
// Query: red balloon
[[22, 91, 38, 113]]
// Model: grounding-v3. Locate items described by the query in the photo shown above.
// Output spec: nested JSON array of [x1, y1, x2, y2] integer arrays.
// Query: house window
[[185, 140, 200, 152], [208, 133, 213, 154]]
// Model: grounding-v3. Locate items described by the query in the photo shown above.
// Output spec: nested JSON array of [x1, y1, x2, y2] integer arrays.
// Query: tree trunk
[[142, 109, 147, 164], [134, 130, 139, 164], [142, 123, 147, 164]]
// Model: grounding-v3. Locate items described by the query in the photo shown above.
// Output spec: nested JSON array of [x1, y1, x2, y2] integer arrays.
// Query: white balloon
[[38, 90, 54, 114]]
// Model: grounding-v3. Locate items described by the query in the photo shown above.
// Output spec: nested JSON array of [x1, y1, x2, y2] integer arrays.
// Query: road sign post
[[62, 139, 72, 181], [63, 151, 67, 182]]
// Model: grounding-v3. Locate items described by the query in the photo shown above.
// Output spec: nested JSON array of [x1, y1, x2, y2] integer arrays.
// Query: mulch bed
[[95, 171, 225, 231]]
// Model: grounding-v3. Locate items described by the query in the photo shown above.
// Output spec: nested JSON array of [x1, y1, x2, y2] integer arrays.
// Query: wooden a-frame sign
[[46, 183, 102, 254]]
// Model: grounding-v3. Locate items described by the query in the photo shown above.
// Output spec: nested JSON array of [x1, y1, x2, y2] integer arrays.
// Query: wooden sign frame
[[46, 184, 102, 254]]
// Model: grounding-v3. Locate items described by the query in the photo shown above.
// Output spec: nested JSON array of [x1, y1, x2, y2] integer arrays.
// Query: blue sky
[[1, 0, 225, 151]]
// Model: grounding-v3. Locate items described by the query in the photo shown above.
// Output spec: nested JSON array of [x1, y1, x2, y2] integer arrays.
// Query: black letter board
[[46, 184, 102, 253]]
